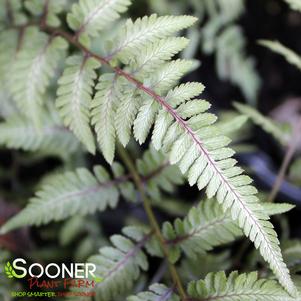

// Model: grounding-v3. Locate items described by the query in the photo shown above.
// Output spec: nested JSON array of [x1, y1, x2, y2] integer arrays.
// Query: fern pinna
[[0, 0, 299, 300]]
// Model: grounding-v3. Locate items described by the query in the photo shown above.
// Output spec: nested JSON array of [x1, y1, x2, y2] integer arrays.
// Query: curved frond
[[162, 199, 291, 263], [127, 284, 179, 301], [56, 55, 100, 153], [0, 166, 121, 234], [187, 271, 298, 301]]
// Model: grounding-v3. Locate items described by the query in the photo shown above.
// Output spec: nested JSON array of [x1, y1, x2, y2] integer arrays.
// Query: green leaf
[[0, 166, 120, 234]]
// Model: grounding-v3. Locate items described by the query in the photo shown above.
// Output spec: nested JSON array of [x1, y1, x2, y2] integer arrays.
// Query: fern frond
[[0, 147, 175, 233], [109, 14, 197, 62], [162, 198, 292, 262], [127, 284, 179, 301], [233, 102, 291, 145], [84, 13, 296, 291], [56, 55, 100, 153], [10, 27, 67, 127], [259, 40, 301, 71], [0, 111, 79, 155], [67, 0, 131, 45], [187, 271, 298, 301], [0, 165, 121, 234], [89, 229, 149, 301], [283, 0, 301, 12], [117, 78, 296, 293]]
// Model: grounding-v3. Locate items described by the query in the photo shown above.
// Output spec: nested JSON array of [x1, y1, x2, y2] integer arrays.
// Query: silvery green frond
[[9, 27, 67, 127], [56, 54, 100, 154], [127, 284, 179, 301], [67, 0, 131, 45], [162, 199, 295, 263], [187, 271, 299, 301], [0, 165, 121, 234]]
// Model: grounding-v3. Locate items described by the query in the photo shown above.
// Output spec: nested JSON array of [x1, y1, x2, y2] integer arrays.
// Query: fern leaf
[[283, 0, 301, 12], [0, 111, 79, 155], [109, 14, 197, 62], [89, 230, 149, 301], [10, 27, 67, 127], [162, 198, 291, 263], [259, 40, 301, 71], [91, 74, 119, 163], [56, 55, 100, 154], [67, 0, 131, 45], [233, 102, 291, 145], [127, 284, 179, 301], [187, 271, 298, 301], [0, 147, 173, 233], [0, 166, 120, 234], [125, 80, 297, 294]]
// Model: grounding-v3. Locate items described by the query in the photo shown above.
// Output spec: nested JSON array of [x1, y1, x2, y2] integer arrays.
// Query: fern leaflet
[[56, 54, 100, 153]]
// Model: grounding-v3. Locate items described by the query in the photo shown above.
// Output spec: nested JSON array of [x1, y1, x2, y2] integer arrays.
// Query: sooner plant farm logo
[[2, 258, 103, 298]]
